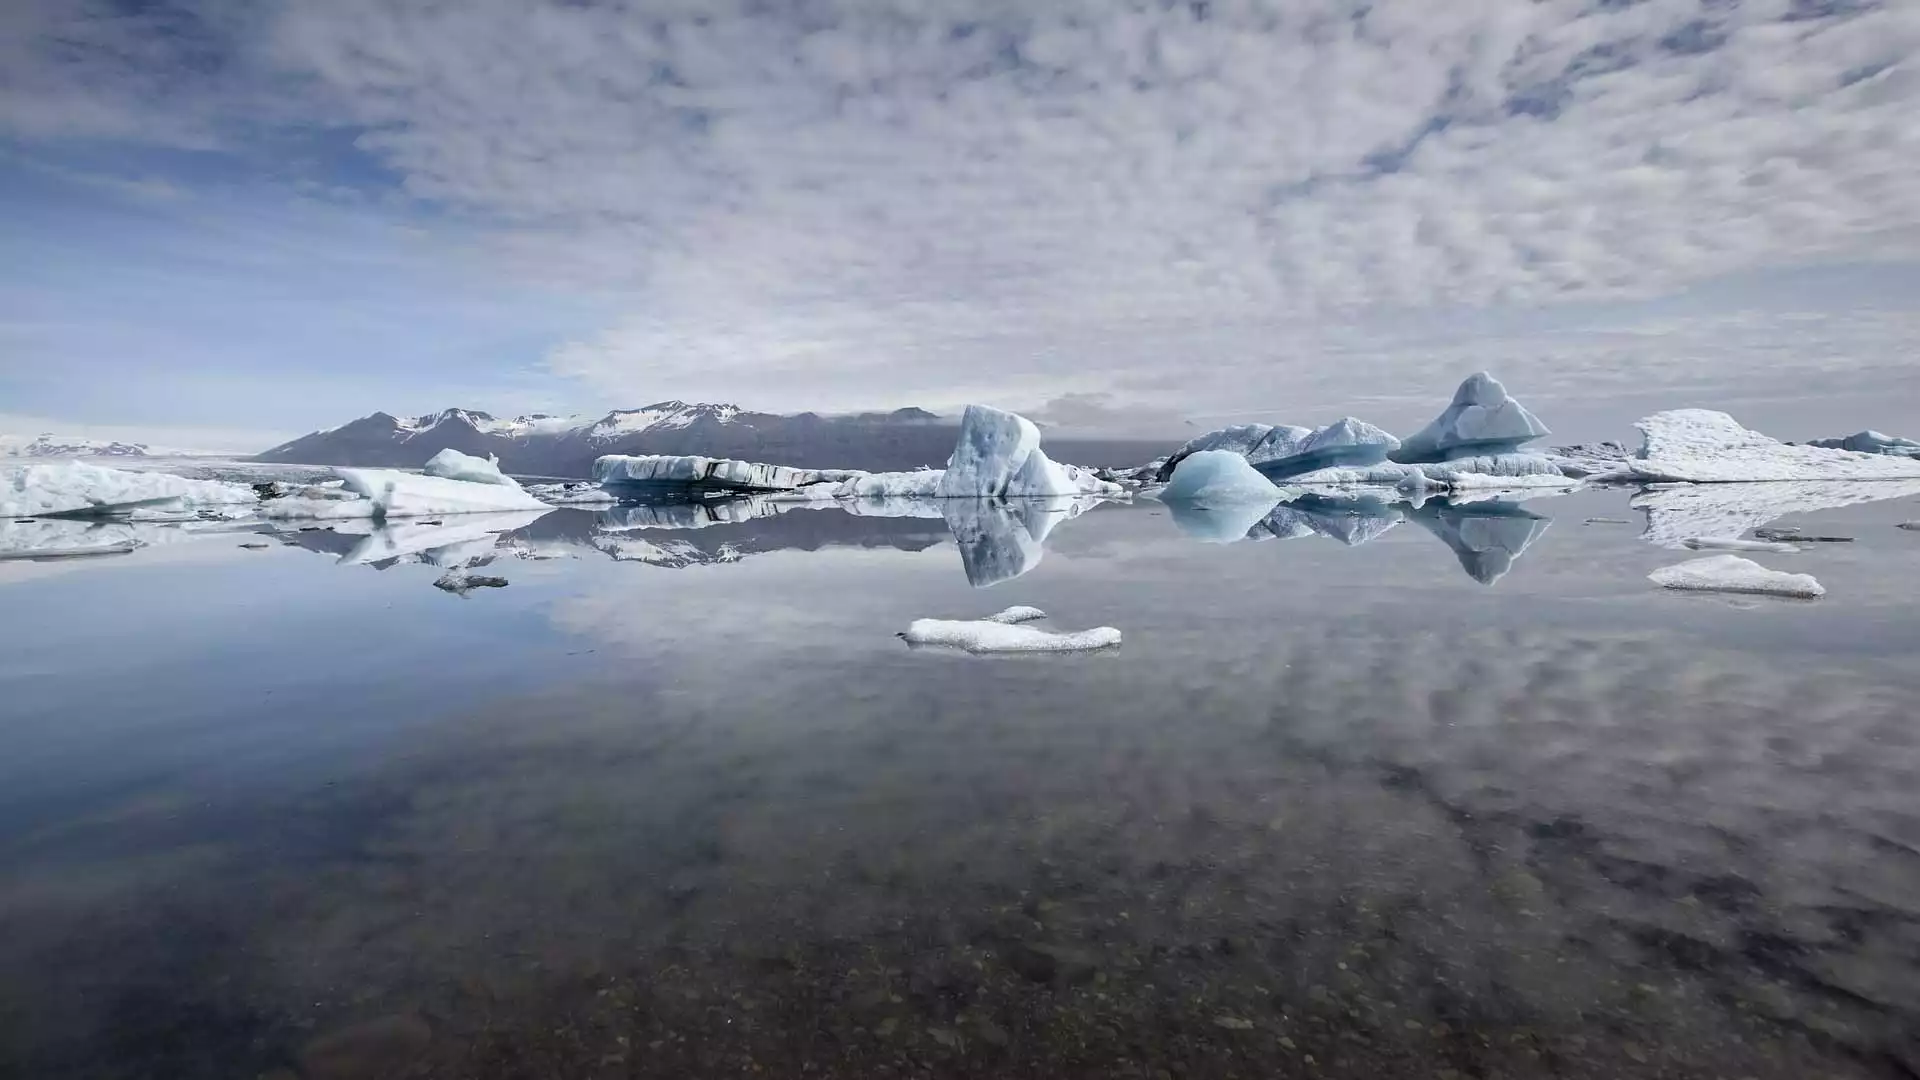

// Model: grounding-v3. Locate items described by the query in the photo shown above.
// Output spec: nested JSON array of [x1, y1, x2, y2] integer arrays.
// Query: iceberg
[[1, 461, 256, 518], [423, 448, 522, 488], [1632, 479, 1920, 548], [335, 468, 552, 519], [938, 405, 1120, 499], [1154, 423, 1313, 481], [901, 606, 1121, 653], [1391, 372, 1551, 464], [1805, 430, 1920, 458], [1629, 410, 1920, 482], [1254, 418, 1401, 481], [593, 454, 860, 497], [1408, 499, 1551, 585], [1160, 450, 1282, 505], [1649, 555, 1824, 599]]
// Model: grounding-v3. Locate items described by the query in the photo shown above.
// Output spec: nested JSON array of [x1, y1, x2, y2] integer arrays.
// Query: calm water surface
[[3, 489, 1920, 1079]]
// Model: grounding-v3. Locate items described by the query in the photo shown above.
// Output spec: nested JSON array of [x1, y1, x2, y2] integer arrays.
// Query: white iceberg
[[335, 468, 552, 519], [1805, 430, 1920, 458], [901, 606, 1121, 653], [1160, 450, 1282, 505], [1, 460, 257, 518], [1630, 410, 1920, 483], [938, 405, 1120, 499], [1632, 479, 1920, 548], [1392, 372, 1551, 464], [1649, 554, 1824, 598], [423, 448, 523, 488]]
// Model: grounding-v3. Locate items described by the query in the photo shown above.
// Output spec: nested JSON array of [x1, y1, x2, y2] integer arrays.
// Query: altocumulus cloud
[[6, 0, 1920, 420]]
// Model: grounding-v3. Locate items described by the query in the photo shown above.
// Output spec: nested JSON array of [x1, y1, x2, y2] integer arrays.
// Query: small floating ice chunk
[[1160, 450, 1281, 505], [1679, 537, 1799, 554], [901, 607, 1121, 653], [433, 569, 509, 594], [1649, 555, 1824, 599]]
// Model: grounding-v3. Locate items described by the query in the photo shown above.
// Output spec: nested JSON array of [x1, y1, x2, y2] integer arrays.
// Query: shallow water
[[4, 487, 1920, 1079]]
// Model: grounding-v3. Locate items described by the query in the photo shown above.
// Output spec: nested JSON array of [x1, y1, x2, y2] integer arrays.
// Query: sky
[[3, 0, 1919, 449]]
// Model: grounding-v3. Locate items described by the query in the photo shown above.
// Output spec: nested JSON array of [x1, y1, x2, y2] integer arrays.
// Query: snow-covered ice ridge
[[1630, 411, 1920, 483]]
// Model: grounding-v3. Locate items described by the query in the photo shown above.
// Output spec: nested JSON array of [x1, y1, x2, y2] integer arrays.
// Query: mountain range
[[254, 401, 1171, 477], [1, 434, 167, 458]]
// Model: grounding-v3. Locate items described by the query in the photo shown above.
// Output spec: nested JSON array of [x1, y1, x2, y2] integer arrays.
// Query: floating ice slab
[[1650, 555, 1824, 598], [423, 448, 522, 488], [525, 481, 618, 505], [1160, 450, 1281, 505], [1680, 537, 1799, 554], [902, 606, 1121, 653], [1, 461, 256, 518], [1393, 372, 1551, 464], [1631, 410, 1920, 483], [1155, 423, 1314, 481], [335, 468, 551, 518]]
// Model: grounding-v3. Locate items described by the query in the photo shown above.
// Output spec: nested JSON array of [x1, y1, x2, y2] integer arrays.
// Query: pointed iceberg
[[1391, 372, 1551, 464], [1408, 498, 1551, 585], [938, 405, 1119, 498]]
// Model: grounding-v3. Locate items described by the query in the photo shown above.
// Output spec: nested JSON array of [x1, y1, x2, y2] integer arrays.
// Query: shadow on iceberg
[[1406, 498, 1551, 585]]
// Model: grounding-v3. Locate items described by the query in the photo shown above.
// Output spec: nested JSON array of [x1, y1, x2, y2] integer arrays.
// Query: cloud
[[4, 0, 1920, 423]]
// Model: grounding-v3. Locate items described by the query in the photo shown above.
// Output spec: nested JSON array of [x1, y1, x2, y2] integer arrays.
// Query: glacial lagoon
[[3, 485, 1920, 1078]]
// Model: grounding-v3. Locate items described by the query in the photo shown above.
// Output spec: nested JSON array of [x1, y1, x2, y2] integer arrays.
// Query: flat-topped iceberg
[[336, 468, 552, 518], [1805, 430, 1920, 458], [1392, 372, 1551, 464], [1, 460, 257, 518], [1630, 410, 1920, 483], [423, 448, 523, 488], [594, 454, 860, 496], [1649, 554, 1824, 598], [1160, 450, 1281, 505], [939, 405, 1120, 499]]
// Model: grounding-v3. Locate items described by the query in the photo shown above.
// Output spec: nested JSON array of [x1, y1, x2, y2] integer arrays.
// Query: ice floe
[[901, 606, 1121, 653], [1649, 555, 1824, 599], [1630, 410, 1920, 483]]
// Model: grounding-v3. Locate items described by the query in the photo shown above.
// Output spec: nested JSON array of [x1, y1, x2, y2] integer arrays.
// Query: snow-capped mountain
[[256, 401, 1163, 478], [1, 433, 160, 458]]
